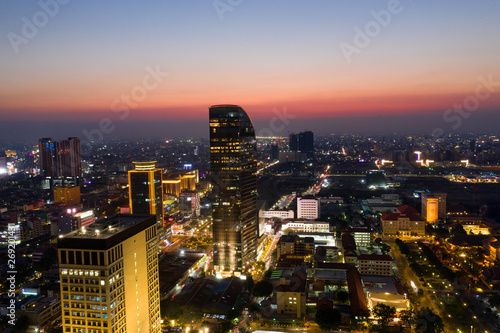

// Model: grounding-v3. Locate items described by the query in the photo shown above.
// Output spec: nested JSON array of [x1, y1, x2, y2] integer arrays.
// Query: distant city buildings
[[209, 105, 258, 277], [162, 170, 197, 197], [278, 151, 307, 163], [58, 215, 161, 333], [39, 137, 82, 189], [289, 131, 314, 158], [128, 161, 164, 225]]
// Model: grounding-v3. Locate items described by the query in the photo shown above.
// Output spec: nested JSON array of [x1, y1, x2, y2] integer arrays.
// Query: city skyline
[[1, 2, 500, 330], [1, 1, 500, 141]]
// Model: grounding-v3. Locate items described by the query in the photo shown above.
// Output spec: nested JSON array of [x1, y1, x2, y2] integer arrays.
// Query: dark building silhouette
[[298, 131, 314, 157], [209, 104, 258, 277], [39, 137, 81, 188], [271, 144, 279, 160], [289, 133, 298, 151], [289, 131, 314, 158], [366, 170, 386, 188]]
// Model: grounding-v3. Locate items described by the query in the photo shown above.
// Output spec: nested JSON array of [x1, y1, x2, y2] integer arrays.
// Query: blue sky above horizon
[[0, 0, 499, 140]]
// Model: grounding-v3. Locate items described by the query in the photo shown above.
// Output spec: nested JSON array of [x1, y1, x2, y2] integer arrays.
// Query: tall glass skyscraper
[[209, 105, 258, 277]]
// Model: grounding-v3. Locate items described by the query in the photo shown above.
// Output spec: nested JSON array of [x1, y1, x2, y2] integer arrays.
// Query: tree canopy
[[415, 307, 444, 333], [315, 307, 342, 331], [372, 303, 396, 329], [254, 280, 273, 298]]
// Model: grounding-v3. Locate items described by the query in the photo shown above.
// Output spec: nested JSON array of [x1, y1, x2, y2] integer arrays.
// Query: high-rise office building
[[58, 215, 161, 333], [39, 138, 56, 178], [289, 131, 314, 157], [57, 137, 82, 178], [298, 131, 314, 157], [39, 137, 82, 188], [128, 161, 164, 225], [209, 104, 258, 277], [289, 133, 298, 151]]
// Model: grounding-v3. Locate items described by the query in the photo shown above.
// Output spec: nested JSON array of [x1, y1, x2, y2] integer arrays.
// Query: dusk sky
[[1, 0, 500, 141]]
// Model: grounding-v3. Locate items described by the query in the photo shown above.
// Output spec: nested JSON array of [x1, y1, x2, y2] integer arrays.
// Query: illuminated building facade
[[162, 171, 197, 197], [128, 161, 164, 225], [381, 205, 426, 237], [73, 210, 97, 229], [297, 196, 320, 220], [421, 192, 447, 222], [357, 254, 393, 276], [424, 197, 439, 223], [58, 215, 161, 333], [54, 185, 81, 206], [209, 104, 258, 276]]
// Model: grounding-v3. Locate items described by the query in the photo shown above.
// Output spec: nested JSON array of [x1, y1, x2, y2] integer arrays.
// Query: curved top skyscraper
[[209, 105, 258, 277]]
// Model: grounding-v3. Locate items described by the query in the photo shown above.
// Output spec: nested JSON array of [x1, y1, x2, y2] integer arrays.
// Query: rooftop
[[358, 254, 393, 262], [396, 205, 418, 214], [58, 214, 156, 250]]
